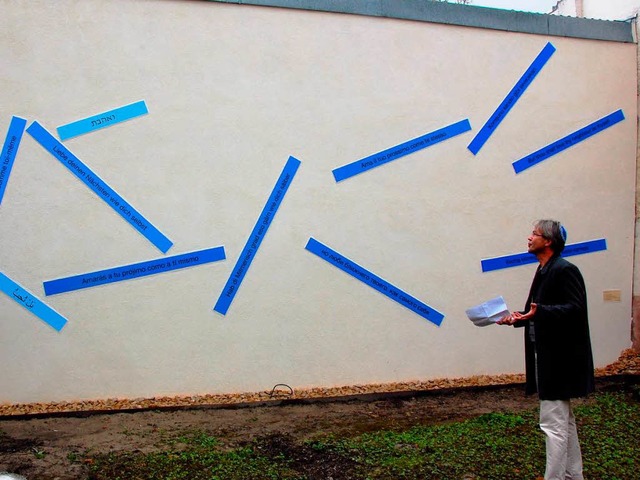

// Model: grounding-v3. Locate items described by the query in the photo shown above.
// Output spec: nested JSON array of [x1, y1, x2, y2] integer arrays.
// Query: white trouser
[[539, 399, 584, 480]]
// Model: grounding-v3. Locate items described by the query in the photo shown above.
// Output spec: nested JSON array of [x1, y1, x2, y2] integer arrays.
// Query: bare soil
[[1, 376, 637, 480]]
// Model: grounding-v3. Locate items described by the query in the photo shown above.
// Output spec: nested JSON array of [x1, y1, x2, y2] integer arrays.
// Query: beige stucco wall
[[0, 0, 637, 404], [553, 0, 640, 354]]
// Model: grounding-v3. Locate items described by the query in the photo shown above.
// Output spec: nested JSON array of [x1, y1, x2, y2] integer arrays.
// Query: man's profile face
[[528, 228, 550, 254]]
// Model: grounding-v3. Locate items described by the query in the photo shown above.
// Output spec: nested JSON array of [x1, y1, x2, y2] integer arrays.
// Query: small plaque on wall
[[603, 290, 621, 302]]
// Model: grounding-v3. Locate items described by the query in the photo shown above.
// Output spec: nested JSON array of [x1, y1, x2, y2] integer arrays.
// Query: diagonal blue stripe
[[333, 119, 471, 182], [26, 121, 173, 253], [512, 110, 625, 174], [214, 156, 301, 315], [305, 237, 444, 326], [468, 42, 556, 155], [57, 100, 148, 140], [0, 271, 68, 331], [0, 116, 27, 205], [481, 239, 607, 272], [44, 246, 226, 295]]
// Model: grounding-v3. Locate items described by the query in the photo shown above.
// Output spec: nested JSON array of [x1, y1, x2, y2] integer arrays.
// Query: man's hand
[[497, 303, 537, 325]]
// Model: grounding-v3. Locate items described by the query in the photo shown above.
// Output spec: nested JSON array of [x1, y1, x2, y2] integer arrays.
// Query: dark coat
[[515, 255, 595, 400]]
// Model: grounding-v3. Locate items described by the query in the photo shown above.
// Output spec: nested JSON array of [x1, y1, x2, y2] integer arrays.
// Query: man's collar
[[539, 254, 560, 274]]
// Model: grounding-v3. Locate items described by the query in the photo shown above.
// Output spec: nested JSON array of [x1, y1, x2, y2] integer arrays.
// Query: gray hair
[[534, 219, 567, 254]]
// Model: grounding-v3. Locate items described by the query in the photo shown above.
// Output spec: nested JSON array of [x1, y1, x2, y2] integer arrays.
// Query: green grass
[[85, 391, 640, 480], [577, 392, 640, 480], [324, 410, 544, 479], [87, 442, 299, 480]]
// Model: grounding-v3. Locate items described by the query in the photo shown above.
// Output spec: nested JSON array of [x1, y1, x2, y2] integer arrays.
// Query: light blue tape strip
[[512, 110, 625, 174], [57, 100, 149, 140], [468, 42, 556, 155], [481, 239, 607, 272], [44, 246, 226, 295], [0, 116, 27, 205], [214, 156, 301, 315], [305, 237, 444, 326], [332, 119, 471, 182], [0, 271, 68, 331], [26, 121, 173, 253]]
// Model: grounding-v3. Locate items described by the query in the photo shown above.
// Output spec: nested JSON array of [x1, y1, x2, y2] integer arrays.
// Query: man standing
[[498, 219, 595, 480]]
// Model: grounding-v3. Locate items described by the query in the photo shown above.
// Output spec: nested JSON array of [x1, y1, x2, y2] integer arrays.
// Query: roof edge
[[207, 0, 635, 43]]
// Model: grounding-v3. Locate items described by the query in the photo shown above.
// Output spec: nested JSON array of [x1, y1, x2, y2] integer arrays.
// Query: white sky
[[470, 0, 559, 14]]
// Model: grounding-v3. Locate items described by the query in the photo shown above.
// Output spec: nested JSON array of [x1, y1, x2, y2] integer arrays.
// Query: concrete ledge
[[209, 0, 634, 43]]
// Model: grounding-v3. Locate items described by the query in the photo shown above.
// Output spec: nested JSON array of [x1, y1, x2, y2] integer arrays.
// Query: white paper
[[465, 296, 510, 327]]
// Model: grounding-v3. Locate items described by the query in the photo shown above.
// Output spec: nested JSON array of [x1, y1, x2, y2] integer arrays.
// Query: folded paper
[[465, 296, 509, 327]]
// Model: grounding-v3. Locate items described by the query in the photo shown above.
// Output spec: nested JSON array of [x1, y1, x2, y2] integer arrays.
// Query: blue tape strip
[[57, 100, 149, 140], [0, 271, 68, 331], [0, 116, 27, 205], [332, 119, 471, 182], [214, 156, 301, 315], [305, 237, 444, 326], [468, 42, 556, 155], [512, 110, 625, 174], [481, 239, 607, 272], [43, 246, 225, 295], [26, 121, 173, 253]]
